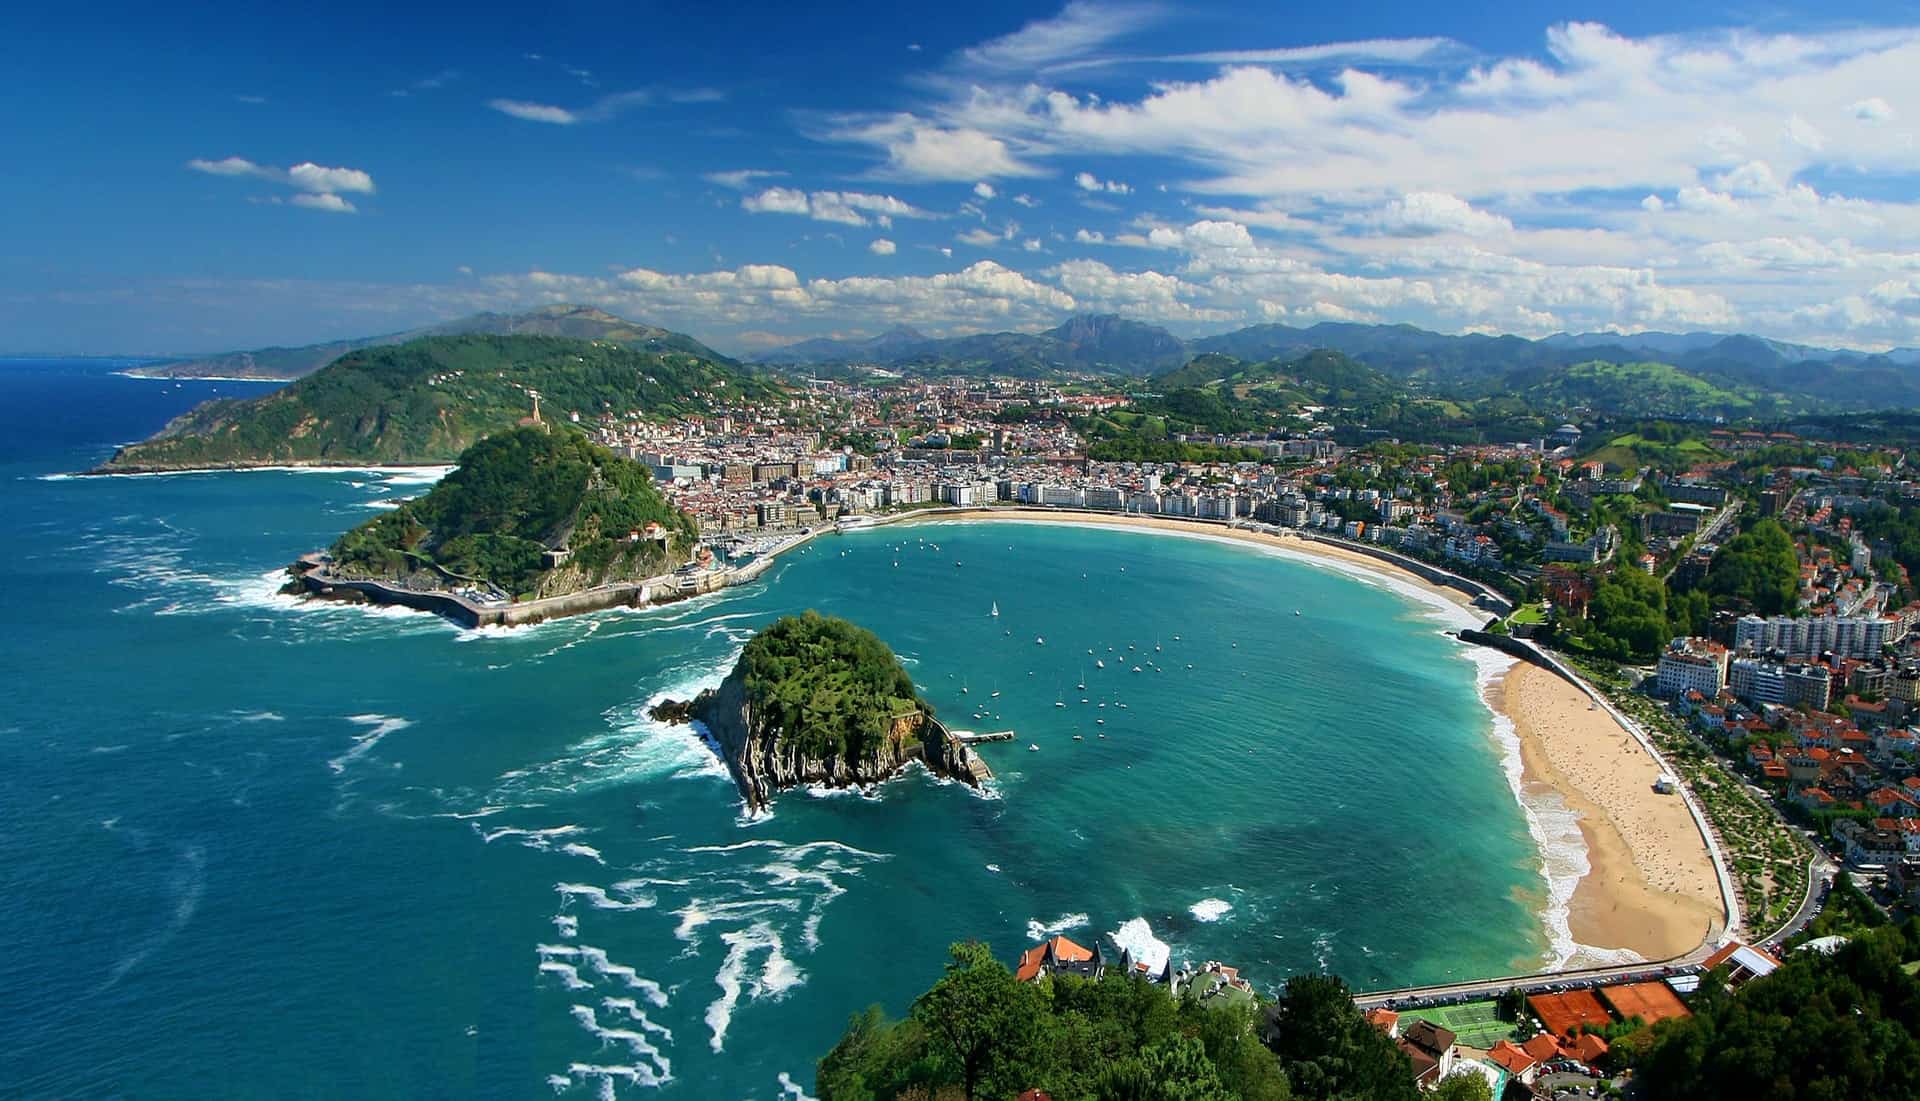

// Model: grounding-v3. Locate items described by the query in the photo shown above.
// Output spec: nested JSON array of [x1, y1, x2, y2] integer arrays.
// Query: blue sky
[[6, 1, 1920, 355]]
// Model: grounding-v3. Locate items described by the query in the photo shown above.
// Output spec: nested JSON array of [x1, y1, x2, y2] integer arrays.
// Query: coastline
[[1495, 662, 1724, 963], [896, 507, 1495, 622], [887, 506, 1725, 967]]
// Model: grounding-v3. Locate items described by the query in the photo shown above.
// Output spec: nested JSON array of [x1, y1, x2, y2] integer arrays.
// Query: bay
[[0, 360, 1546, 1099]]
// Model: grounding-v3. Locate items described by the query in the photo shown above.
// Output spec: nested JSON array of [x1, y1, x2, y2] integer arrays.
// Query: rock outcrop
[[653, 663, 988, 810]]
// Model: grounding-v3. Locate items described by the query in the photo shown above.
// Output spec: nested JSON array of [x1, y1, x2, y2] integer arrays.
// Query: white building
[[1657, 638, 1730, 699], [1735, 613, 1894, 660]]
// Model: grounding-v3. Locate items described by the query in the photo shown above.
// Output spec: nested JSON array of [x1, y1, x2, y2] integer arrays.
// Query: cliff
[[673, 664, 985, 810]]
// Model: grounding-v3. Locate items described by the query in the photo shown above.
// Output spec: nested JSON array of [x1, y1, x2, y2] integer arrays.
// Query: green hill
[[1154, 349, 1400, 406], [101, 333, 777, 470], [1503, 360, 1786, 418], [129, 304, 738, 380], [327, 427, 694, 599]]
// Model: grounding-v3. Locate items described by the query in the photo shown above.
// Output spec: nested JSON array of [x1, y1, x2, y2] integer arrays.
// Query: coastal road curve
[[1350, 944, 1719, 1012]]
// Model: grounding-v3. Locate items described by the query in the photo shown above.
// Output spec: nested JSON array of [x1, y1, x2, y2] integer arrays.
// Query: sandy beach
[[1497, 662, 1725, 960], [896, 506, 1727, 964]]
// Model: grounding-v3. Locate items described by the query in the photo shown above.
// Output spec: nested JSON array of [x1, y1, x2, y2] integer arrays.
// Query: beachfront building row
[[1735, 612, 1904, 661]]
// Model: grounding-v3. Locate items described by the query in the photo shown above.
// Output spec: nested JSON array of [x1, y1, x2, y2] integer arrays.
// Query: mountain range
[[127, 305, 736, 380], [758, 314, 1920, 411]]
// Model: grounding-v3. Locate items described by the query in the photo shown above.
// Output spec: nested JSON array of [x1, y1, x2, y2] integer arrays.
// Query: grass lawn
[[1511, 603, 1548, 626], [1402, 1000, 1515, 1049]]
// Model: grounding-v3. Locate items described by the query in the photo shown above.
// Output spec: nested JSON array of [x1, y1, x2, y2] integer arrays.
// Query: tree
[[1098, 1035, 1235, 1101], [1705, 519, 1799, 614], [1633, 926, 1920, 1100], [910, 942, 1050, 1100], [1262, 975, 1418, 1101], [1431, 1073, 1493, 1101]]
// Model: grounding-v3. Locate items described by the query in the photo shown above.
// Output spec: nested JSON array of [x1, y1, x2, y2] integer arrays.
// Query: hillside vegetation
[[329, 427, 693, 598], [131, 304, 737, 380], [102, 333, 775, 470], [740, 611, 930, 762]]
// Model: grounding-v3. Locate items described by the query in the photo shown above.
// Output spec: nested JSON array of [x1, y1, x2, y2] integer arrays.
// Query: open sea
[[0, 358, 1563, 1099]]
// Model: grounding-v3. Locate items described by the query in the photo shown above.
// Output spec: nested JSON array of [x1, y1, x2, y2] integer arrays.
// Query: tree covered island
[[654, 611, 989, 809]]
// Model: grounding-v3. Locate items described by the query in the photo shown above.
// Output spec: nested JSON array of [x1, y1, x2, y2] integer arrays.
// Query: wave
[[1189, 898, 1234, 923], [539, 960, 593, 990], [99, 843, 206, 991], [557, 882, 657, 912], [602, 997, 674, 1042], [328, 714, 413, 774], [705, 921, 799, 1053], [1109, 917, 1171, 977], [777, 1071, 818, 1101], [1470, 652, 1643, 971], [561, 843, 607, 864], [1026, 912, 1090, 941]]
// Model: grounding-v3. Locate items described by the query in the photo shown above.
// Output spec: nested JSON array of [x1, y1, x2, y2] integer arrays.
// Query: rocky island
[[291, 425, 700, 620], [653, 611, 991, 809]]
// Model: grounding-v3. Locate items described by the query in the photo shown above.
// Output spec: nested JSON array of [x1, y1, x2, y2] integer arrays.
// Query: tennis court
[[1403, 1000, 1515, 1048]]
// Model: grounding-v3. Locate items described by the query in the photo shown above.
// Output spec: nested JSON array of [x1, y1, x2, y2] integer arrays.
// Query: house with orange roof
[[1014, 935, 1102, 983], [1363, 1008, 1400, 1038], [1521, 1033, 1564, 1064], [1569, 1033, 1610, 1065], [1486, 1039, 1540, 1086]]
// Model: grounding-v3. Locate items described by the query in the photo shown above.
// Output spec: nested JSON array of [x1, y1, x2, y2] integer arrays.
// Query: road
[[1351, 946, 1718, 1011]]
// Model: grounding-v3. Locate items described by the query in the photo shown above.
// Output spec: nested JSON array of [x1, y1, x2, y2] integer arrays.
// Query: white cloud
[[187, 156, 268, 179], [1022, 238, 1043, 251], [974, 181, 997, 199], [1370, 192, 1512, 237], [287, 162, 375, 194], [487, 98, 578, 124], [704, 169, 785, 189], [869, 238, 897, 255], [1075, 228, 1106, 243], [1012, 193, 1040, 207], [741, 187, 932, 227], [1074, 171, 1132, 194], [289, 193, 357, 214], [188, 156, 374, 212], [487, 89, 655, 125], [957, 1, 1158, 73], [1851, 96, 1895, 122], [830, 117, 1045, 181]]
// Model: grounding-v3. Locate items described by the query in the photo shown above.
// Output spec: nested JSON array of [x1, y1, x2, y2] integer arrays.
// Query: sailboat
[[1077, 670, 1086, 691], [990, 601, 999, 617]]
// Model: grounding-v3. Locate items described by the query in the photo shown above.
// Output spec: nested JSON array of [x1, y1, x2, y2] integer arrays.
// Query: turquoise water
[[0, 361, 1547, 1099]]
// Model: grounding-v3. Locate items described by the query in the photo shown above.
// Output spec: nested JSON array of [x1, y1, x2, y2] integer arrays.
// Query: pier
[[948, 729, 1016, 744]]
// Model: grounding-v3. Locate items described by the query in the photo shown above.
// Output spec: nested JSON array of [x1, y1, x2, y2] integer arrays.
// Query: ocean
[[0, 359, 1554, 1099]]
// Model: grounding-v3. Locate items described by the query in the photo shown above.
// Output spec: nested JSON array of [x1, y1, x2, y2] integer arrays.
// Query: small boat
[[1173, 635, 1181, 641], [991, 601, 999, 617], [990, 690, 1001, 698], [1087, 648, 1094, 655], [1117, 703, 1128, 709], [1132, 666, 1142, 673], [955, 561, 963, 567], [1028, 743, 1040, 752], [1096, 660, 1105, 669], [1097, 702, 1106, 709], [1293, 609, 1301, 616], [1097, 733, 1107, 739], [1073, 734, 1084, 741], [1055, 700, 1065, 708], [1035, 636, 1045, 645], [1186, 664, 1194, 670], [1096, 718, 1105, 725], [1154, 643, 1161, 652]]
